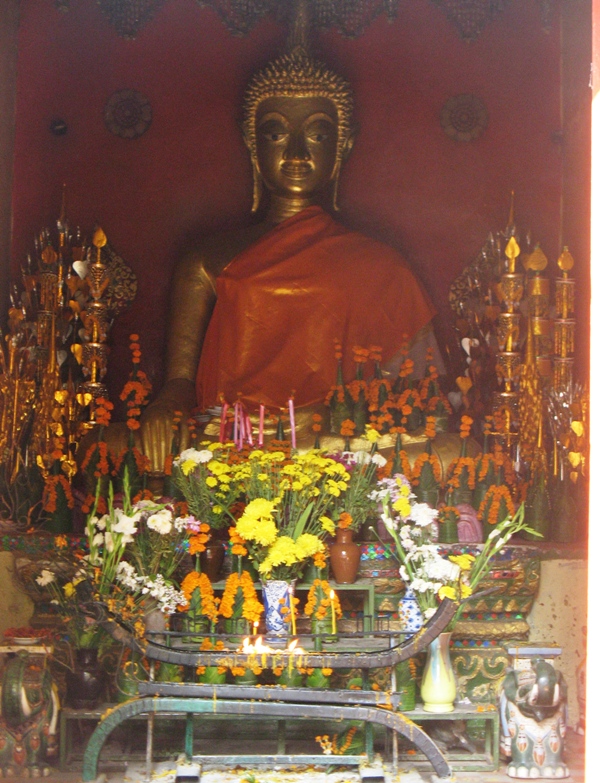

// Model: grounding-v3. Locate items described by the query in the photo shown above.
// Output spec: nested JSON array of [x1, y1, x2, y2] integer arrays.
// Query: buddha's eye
[[259, 119, 288, 143], [305, 119, 335, 144]]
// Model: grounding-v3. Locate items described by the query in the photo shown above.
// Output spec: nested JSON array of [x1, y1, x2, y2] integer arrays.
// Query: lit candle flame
[[238, 636, 304, 656]]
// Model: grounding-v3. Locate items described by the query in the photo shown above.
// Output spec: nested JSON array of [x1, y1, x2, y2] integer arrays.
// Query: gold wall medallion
[[104, 89, 152, 139], [441, 93, 488, 142]]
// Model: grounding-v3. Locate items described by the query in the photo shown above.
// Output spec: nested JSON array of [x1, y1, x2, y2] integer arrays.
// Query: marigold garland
[[478, 484, 516, 526], [304, 579, 342, 622], [446, 456, 476, 491], [178, 571, 219, 623], [459, 415, 474, 439], [411, 452, 442, 486], [340, 419, 356, 438], [42, 474, 75, 513], [80, 440, 110, 476], [219, 571, 263, 624], [112, 446, 150, 476], [424, 415, 437, 441], [94, 397, 114, 426]]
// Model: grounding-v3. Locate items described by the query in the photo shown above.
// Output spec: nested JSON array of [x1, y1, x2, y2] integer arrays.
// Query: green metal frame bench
[[79, 598, 483, 782]]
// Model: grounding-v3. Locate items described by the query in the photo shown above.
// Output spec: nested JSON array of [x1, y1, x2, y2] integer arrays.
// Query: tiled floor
[[6, 727, 585, 782]]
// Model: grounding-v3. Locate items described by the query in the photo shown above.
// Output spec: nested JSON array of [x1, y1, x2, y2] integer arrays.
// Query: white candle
[[289, 585, 296, 636], [288, 397, 296, 449], [329, 589, 337, 635]]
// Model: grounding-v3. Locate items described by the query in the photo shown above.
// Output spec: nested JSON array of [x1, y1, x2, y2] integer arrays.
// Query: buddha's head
[[242, 50, 355, 212]]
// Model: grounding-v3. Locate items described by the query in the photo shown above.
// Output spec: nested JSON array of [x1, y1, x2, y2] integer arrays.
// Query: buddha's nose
[[283, 131, 310, 162]]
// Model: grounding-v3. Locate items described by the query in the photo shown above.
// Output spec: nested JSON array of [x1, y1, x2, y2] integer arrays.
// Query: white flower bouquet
[[371, 473, 539, 625]]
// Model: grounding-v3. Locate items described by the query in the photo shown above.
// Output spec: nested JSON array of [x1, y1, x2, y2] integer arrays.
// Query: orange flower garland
[[340, 419, 356, 438], [94, 397, 114, 427], [42, 474, 75, 513], [304, 579, 342, 622], [411, 451, 442, 486], [424, 415, 437, 441], [479, 484, 516, 526], [446, 457, 476, 490], [219, 571, 263, 624], [178, 571, 219, 624], [459, 415, 474, 438], [311, 413, 323, 434]]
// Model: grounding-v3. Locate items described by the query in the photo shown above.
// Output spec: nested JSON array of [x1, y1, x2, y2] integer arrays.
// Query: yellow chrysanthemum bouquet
[[234, 449, 350, 580], [173, 445, 351, 581]]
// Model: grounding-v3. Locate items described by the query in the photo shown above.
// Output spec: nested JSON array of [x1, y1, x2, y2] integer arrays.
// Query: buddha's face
[[254, 96, 339, 200]]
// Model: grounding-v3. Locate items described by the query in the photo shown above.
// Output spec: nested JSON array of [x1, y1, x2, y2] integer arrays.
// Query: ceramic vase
[[420, 632, 456, 713], [329, 527, 360, 584], [143, 599, 167, 643], [200, 542, 225, 582], [398, 587, 424, 639], [66, 648, 105, 709], [261, 579, 295, 644]]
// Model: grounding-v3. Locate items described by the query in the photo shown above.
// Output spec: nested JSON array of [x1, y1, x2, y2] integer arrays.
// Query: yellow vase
[[420, 632, 456, 713]]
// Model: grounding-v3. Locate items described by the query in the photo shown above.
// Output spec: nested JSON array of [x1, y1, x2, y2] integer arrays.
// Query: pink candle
[[258, 404, 265, 447], [245, 412, 253, 445], [288, 397, 296, 449]]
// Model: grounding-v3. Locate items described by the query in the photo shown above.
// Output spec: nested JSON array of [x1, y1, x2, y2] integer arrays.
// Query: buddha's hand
[[140, 379, 196, 473]]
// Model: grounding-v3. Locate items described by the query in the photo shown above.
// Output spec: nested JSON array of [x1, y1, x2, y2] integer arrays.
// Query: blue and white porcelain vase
[[398, 586, 424, 639], [261, 579, 295, 645]]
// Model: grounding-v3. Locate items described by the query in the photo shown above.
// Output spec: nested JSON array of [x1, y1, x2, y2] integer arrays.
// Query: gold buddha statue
[[130, 5, 441, 473]]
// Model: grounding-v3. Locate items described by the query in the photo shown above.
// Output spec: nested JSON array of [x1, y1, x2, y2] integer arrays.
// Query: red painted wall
[[11, 0, 563, 403]]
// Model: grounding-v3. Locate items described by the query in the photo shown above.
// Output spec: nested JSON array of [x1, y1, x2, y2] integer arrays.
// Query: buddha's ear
[[341, 124, 358, 160], [240, 120, 252, 152], [251, 160, 264, 214]]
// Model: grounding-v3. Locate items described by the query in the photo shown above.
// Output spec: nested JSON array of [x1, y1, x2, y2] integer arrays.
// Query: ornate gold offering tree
[[0, 199, 136, 531], [449, 196, 588, 542]]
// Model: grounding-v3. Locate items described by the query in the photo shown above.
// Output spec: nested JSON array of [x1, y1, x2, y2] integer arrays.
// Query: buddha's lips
[[281, 162, 312, 178]]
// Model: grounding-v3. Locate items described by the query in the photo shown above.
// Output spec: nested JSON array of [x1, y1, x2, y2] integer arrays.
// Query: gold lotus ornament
[[504, 236, 520, 274]]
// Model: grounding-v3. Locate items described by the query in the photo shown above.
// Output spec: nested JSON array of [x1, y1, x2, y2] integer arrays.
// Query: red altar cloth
[[196, 206, 435, 410]]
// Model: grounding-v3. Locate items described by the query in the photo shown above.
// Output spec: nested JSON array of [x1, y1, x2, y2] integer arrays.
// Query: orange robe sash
[[197, 206, 435, 410]]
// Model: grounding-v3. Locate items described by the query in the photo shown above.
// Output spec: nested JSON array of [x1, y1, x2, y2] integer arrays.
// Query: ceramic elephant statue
[[499, 658, 569, 779], [0, 651, 59, 776]]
